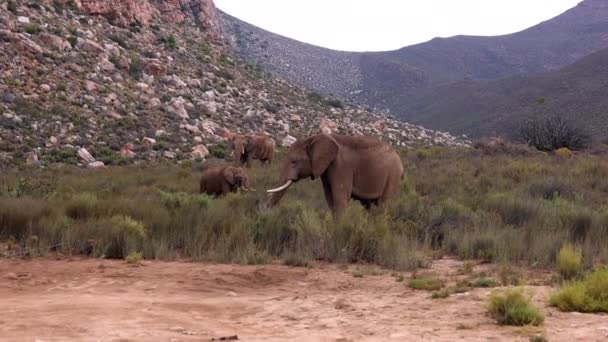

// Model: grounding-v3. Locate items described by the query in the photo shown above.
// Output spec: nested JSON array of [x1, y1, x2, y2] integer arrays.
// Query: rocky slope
[[221, 0, 608, 136], [0, 0, 470, 168]]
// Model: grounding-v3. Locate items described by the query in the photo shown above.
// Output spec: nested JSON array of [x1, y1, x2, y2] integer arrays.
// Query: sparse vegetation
[[487, 288, 544, 326], [409, 274, 444, 291], [519, 115, 591, 152], [550, 267, 608, 313], [557, 244, 582, 280]]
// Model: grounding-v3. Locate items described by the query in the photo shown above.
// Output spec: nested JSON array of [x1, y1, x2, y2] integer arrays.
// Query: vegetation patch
[[487, 288, 544, 326], [550, 267, 608, 313], [409, 275, 444, 291], [557, 244, 582, 280]]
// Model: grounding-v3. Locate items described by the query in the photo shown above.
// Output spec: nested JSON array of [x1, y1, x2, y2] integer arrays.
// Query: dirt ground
[[0, 257, 606, 342]]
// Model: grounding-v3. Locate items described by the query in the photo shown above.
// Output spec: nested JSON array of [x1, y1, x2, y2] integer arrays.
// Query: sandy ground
[[0, 257, 606, 342]]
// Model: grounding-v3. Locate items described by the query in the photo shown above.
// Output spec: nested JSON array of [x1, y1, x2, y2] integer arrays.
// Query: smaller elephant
[[199, 165, 255, 196], [230, 133, 275, 168]]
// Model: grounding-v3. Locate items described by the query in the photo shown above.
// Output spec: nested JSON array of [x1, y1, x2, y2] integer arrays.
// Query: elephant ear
[[308, 134, 339, 179], [222, 167, 236, 185]]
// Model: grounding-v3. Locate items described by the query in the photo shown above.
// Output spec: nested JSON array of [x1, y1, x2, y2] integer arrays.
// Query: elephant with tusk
[[199, 165, 255, 197], [267, 134, 404, 214], [229, 133, 276, 168]]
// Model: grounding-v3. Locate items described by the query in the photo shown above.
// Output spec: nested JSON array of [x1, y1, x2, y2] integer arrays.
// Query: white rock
[[40, 84, 51, 92], [77, 148, 95, 164], [282, 135, 297, 147], [88, 161, 105, 169], [142, 137, 156, 147], [163, 151, 176, 159], [154, 130, 167, 137], [17, 17, 30, 24], [191, 145, 209, 160]]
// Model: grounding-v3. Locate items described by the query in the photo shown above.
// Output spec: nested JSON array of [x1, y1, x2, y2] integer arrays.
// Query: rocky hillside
[[221, 0, 608, 136], [0, 0, 470, 169]]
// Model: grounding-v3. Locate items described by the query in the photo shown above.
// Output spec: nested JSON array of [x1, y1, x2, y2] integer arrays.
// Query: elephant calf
[[199, 166, 254, 197]]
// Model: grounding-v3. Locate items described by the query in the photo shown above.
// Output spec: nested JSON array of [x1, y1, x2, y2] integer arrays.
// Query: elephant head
[[267, 134, 338, 205], [223, 167, 255, 192], [229, 134, 251, 162]]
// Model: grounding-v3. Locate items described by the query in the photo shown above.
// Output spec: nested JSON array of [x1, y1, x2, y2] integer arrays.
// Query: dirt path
[[0, 257, 606, 342]]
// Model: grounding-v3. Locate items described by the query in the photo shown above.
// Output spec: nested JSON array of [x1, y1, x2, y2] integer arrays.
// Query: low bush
[[518, 115, 590, 152], [550, 267, 608, 313], [409, 275, 444, 291], [487, 288, 544, 326], [473, 277, 498, 288], [557, 244, 582, 280]]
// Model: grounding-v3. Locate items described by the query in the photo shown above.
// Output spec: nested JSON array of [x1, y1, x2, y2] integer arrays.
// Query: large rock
[[142, 58, 166, 76], [191, 144, 209, 160], [166, 97, 190, 119], [142, 137, 156, 147], [76, 37, 105, 54], [38, 33, 71, 51], [25, 152, 40, 167], [77, 148, 95, 164]]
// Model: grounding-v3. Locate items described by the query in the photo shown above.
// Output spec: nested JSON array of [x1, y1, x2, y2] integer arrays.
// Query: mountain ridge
[[221, 0, 608, 136]]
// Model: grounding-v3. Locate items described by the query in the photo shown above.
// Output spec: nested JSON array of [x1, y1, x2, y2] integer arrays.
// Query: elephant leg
[[321, 174, 334, 209], [328, 171, 352, 215], [246, 154, 253, 168]]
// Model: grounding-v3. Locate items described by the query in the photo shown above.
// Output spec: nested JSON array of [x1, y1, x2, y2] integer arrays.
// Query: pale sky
[[215, 0, 583, 52]]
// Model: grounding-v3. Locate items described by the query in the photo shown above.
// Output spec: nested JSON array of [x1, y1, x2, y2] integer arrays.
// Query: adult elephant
[[266, 134, 404, 214], [230, 134, 275, 168], [200, 165, 255, 197]]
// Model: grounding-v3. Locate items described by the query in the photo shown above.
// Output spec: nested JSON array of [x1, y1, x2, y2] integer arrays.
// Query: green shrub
[[431, 288, 451, 299], [103, 215, 146, 259], [158, 35, 177, 49], [474, 277, 498, 288], [7, 1, 17, 13], [129, 56, 143, 80], [65, 193, 98, 220], [409, 275, 444, 291], [487, 288, 544, 326], [208, 142, 229, 159], [24, 24, 42, 35], [557, 244, 583, 280], [125, 251, 143, 264], [550, 267, 608, 313]]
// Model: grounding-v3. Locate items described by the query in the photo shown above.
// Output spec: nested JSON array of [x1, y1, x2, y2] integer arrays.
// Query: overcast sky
[[215, 0, 583, 52]]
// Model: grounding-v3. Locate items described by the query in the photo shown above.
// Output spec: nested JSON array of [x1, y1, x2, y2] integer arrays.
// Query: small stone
[[88, 161, 105, 169], [17, 17, 30, 24], [154, 130, 167, 137], [142, 137, 156, 147], [85, 81, 98, 92], [163, 151, 176, 159], [40, 84, 51, 92]]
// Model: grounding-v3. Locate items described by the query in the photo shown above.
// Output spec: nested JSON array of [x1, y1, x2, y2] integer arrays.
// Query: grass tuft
[[487, 288, 544, 326]]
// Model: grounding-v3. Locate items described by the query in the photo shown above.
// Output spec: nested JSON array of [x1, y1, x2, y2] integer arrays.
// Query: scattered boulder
[[191, 144, 209, 160], [77, 148, 96, 164], [119, 143, 136, 158], [166, 97, 190, 119], [142, 137, 156, 147], [76, 38, 105, 54], [88, 161, 105, 169], [282, 135, 297, 147]]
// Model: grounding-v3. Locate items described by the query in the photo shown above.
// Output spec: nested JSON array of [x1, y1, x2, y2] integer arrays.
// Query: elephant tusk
[[267, 180, 293, 193], [230, 151, 234, 157]]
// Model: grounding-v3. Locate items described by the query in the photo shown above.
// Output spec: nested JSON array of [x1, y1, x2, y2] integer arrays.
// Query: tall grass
[[1, 148, 608, 270]]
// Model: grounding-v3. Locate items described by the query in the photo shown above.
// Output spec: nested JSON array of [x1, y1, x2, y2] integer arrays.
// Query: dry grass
[[1, 148, 608, 271]]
